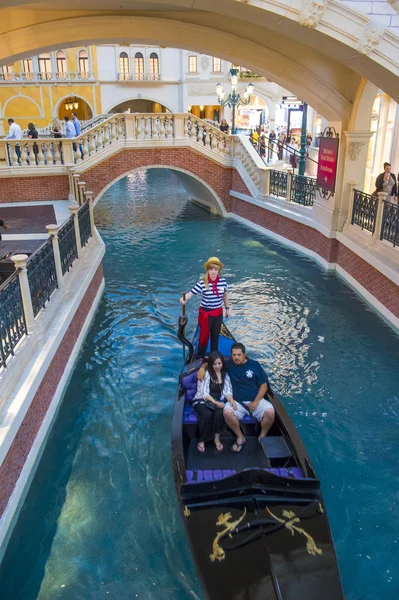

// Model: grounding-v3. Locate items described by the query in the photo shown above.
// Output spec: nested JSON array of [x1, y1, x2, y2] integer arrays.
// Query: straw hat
[[204, 256, 224, 272]]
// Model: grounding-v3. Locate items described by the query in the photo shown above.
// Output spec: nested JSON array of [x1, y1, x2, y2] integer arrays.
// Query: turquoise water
[[0, 169, 398, 600]]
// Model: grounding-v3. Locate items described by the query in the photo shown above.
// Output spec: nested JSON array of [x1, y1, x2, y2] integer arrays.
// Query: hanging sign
[[317, 136, 339, 194]]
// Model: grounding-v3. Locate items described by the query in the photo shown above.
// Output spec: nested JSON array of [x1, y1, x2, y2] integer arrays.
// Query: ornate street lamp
[[216, 68, 254, 134]]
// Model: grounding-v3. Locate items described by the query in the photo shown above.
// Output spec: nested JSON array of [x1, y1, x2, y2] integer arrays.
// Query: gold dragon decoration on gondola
[[209, 506, 323, 562]]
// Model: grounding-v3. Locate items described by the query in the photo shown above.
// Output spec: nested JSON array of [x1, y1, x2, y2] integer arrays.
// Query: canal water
[[0, 169, 398, 600]]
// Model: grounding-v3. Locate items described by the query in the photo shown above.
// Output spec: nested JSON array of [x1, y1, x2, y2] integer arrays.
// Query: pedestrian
[[72, 112, 84, 159], [64, 116, 75, 138], [306, 131, 312, 155], [0, 218, 7, 242], [259, 135, 266, 161], [220, 119, 229, 134], [27, 122, 39, 164], [5, 118, 22, 164], [180, 256, 230, 358], [374, 162, 397, 203]]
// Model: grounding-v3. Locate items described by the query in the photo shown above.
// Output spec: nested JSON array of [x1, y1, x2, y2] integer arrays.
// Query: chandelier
[[64, 96, 79, 111]]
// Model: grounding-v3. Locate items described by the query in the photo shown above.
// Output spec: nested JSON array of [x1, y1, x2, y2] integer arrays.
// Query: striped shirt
[[190, 278, 227, 309]]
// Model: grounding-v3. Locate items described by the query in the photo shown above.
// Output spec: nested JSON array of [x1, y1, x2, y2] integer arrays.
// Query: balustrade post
[[286, 167, 293, 202], [46, 225, 64, 289], [68, 167, 77, 203], [371, 192, 387, 244], [124, 114, 135, 138], [10, 254, 35, 332], [173, 116, 184, 139], [263, 169, 271, 197], [78, 181, 86, 206], [85, 191, 96, 238], [62, 140, 74, 165], [345, 182, 358, 230], [72, 173, 80, 205], [69, 205, 82, 258]]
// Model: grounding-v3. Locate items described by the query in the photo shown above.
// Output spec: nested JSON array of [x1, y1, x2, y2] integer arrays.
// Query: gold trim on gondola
[[220, 323, 234, 339], [184, 505, 191, 518], [267, 507, 323, 556], [209, 508, 247, 562]]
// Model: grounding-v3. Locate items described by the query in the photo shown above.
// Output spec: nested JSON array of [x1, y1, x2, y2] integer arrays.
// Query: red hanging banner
[[317, 137, 339, 194]]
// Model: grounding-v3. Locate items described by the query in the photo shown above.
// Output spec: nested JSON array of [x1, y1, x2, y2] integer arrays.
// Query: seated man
[[198, 342, 275, 452]]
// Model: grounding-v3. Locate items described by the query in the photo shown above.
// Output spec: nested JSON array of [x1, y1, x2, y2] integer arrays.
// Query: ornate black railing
[[79, 202, 92, 247], [27, 239, 58, 317], [59, 216, 78, 275], [0, 271, 27, 369], [291, 174, 317, 206], [269, 170, 288, 198], [380, 201, 399, 248], [351, 189, 378, 234]]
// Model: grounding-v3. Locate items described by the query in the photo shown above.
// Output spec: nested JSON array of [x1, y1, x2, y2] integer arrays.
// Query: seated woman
[[192, 351, 233, 453]]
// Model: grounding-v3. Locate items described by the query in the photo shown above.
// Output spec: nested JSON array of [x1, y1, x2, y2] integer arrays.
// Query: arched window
[[38, 53, 52, 80], [134, 52, 144, 80], [149, 52, 159, 80], [56, 50, 67, 80], [119, 52, 129, 81], [1, 65, 12, 82], [78, 49, 89, 79], [213, 57, 221, 73], [22, 58, 33, 81]]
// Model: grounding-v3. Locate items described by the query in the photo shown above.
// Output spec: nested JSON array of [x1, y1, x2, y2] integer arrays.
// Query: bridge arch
[[1, 11, 397, 122], [93, 165, 227, 216]]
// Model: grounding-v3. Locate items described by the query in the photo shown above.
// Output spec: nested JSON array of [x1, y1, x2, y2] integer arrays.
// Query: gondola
[[172, 313, 345, 600]]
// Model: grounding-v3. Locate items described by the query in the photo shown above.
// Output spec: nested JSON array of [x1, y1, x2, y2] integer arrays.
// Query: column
[[69, 205, 82, 258], [46, 224, 64, 289], [339, 130, 375, 231], [68, 167, 77, 203], [371, 191, 387, 245], [78, 181, 86, 206], [10, 254, 35, 332], [85, 191, 96, 238], [286, 166, 293, 202], [73, 173, 81, 205], [372, 92, 390, 178]]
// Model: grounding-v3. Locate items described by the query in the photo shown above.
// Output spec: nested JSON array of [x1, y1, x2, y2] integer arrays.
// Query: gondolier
[[180, 256, 230, 358]]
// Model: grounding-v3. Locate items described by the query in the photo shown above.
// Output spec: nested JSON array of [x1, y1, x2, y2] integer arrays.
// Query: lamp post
[[298, 101, 308, 176], [216, 68, 254, 134]]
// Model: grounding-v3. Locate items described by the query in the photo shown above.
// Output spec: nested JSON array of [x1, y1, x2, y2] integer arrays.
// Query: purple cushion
[[181, 371, 198, 402]]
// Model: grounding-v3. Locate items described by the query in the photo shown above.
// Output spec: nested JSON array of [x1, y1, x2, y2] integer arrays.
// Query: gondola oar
[[178, 292, 194, 364]]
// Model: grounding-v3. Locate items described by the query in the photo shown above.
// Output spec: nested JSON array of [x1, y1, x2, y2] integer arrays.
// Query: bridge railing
[[349, 189, 399, 250], [0, 196, 96, 372]]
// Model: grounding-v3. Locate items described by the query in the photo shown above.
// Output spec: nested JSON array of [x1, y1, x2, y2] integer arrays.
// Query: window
[[22, 58, 33, 81], [149, 52, 159, 80], [56, 50, 67, 80], [38, 53, 52, 80], [188, 55, 197, 73], [119, 52, 129, 80], [78, 49, 89, 79], [134, 52, 144, 80], [1, 65, 12, 81], [213, 57, 221, 73]]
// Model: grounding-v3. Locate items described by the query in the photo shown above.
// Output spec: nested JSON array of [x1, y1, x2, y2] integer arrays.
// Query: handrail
[[252, 133, 318, 167]]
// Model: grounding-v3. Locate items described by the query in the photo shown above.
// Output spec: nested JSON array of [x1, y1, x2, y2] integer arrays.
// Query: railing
[[0, 71, 95, 83], [0, 272, 26, 369], [27, 239, 58, 317], [270, 170, 288, 198], [118, 72, 161, 81], [351, 189, 378, 233], [290, 174, 317, 206], [79, 202, 92, 247], [380, 201, 399, 247], [59, 217, 78, 274], [185, 115, 229, 155], [4, 140, 64, 166]]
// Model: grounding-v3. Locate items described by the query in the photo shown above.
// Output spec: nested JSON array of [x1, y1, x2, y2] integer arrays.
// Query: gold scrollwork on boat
[[267, 507, 323, 556], [184, 505, 191, 518], [209, 508, 247, 562]]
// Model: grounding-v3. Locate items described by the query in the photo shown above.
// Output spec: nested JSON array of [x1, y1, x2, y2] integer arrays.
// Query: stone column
[[339, 130, 375, 231], [124, 113, 135, 138], [85, 191, 96, 238], [46, 224, 64, 289], [78, 181, 86, 206], [11, 254, 35, 332], [62, 140, 74, 165], [68, 167, 76, 203], [72, 173, 80, 206], [373, 93, 390, 177], [69, 205, 82, 258]]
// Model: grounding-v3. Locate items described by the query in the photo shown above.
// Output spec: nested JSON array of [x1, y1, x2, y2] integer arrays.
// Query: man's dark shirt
[[226, 358, 269, 404]]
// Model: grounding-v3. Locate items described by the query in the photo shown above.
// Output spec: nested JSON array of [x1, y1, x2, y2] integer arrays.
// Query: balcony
[[117, 72, 161, 82], [0, 71, 95, 83]]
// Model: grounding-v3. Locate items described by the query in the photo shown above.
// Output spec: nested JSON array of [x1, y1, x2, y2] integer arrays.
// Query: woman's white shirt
[[193, 371, 233, 403]]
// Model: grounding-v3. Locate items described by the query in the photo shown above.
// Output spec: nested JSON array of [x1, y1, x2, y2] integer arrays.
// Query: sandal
[[232, 438, 246, 453], [214, 442, 224, 452], [197, 442, 205, 453]]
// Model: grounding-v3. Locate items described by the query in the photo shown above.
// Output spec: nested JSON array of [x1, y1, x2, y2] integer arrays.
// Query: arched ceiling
[[0, 0, 397, 121]]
